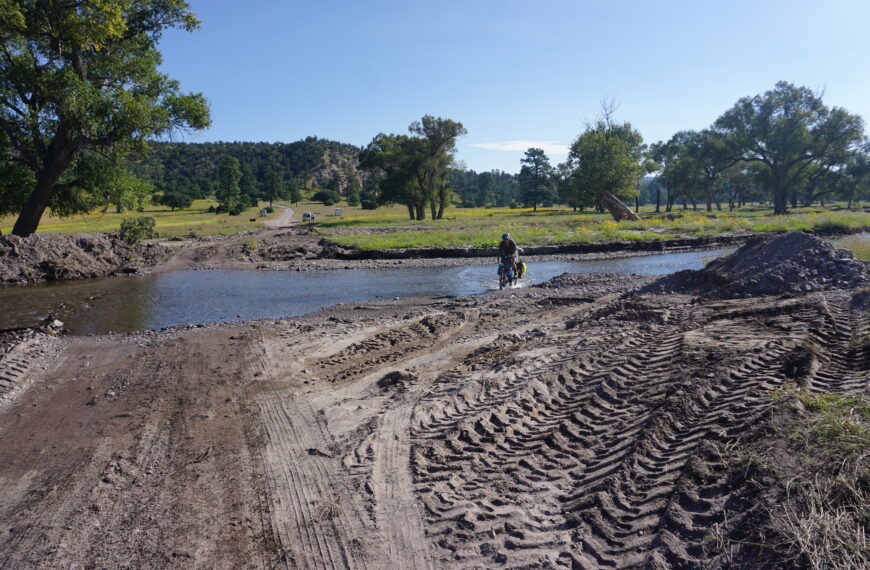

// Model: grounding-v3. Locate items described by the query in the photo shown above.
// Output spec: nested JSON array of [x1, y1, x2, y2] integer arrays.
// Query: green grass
[[834, 234, 870, 261], [774, 392, 870, 568], [0, 199, 279, 238], [3, 199, 868, 249], [321, 208, 870, 250]]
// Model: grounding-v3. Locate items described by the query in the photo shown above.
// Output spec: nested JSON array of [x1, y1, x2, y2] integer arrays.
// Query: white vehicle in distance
[[302, 212, 316, 222]]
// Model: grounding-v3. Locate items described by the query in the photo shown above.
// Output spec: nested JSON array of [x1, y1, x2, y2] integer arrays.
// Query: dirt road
[[1, 247, 867, 568], [264, 206, 295, 229]]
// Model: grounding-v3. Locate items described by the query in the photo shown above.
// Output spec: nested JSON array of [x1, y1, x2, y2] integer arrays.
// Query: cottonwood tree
[[715, 82, 865, 214], [654, 130, 732, 212], [359, 133, 425, 219], [1, 0, 210, 236], [834, 151, 870, 208], [409, 115, 467, 220], [359, 115, 466, 220], [518, 148, 553, 211], [566, 109, 645, 221]]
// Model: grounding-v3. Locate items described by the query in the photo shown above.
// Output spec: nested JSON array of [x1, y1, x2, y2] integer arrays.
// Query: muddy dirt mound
[[534, 271, 655, 296], [0, 233, 169, 285], [642, 231, 869, 298], [239, 229, 325, 261]]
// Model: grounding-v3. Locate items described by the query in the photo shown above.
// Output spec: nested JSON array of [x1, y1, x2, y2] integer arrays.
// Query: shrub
[[207, 205, 216, 213], [360, 192, 378, 210], [347, 192, 360, 207], [312, 189, 341, 205], [264, 206, 275, 214], [119, 217, 157, 245], [228, 207, 242, 216]]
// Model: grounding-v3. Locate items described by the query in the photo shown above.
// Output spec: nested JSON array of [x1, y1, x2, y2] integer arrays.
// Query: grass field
[[834, 235, 870, 260], [3, 200, 868, 253], [317, 205, 870, 250], [0, 200, 279, 238]]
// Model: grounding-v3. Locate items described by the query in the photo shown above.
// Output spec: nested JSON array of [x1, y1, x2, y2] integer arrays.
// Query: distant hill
[[133, 137, 364, 200]]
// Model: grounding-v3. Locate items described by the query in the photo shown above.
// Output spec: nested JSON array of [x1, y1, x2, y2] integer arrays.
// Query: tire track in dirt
[[801, 293, 870, 393], [407, 288, 868, 568], [366, 313, 499, 570], [0, 335, 57, 409], [256, 390, 373, 569], [411, 325, 685, 567], [0, 330, 280, 568], [255, 308, 477, 568]]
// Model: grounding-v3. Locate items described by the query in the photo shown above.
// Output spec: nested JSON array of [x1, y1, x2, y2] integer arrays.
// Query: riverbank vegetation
[[736, 391, 870, 568], [318, 207, 870, 250], [0, 200, 274, 238]]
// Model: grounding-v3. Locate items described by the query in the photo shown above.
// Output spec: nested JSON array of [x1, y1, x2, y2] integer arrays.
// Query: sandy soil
[[1, 241, 867, 568]]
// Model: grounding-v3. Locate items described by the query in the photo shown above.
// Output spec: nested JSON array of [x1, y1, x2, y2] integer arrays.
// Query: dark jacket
[[499, 239, 518, 257]]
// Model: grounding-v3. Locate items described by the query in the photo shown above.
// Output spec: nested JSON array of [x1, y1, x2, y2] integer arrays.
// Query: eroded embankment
[[0, 233, 169, 286], [0, 232, 867, 568]]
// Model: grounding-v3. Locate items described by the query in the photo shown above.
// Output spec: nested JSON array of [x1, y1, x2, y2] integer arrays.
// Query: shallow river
[[0, 249, 733, 335]]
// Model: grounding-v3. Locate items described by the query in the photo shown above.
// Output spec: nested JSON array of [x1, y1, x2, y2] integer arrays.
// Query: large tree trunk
[[407, 204, 415, 220], [597, 192, 640, 221], [436, 189, 448, 220], [655, 187, 661, 213], [772, 172, 788, 215], [12, 164, 68, 237], [415, 203, 426, 220]]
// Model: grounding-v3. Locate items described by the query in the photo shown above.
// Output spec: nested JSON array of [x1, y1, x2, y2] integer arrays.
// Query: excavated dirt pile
[[0, 233, 168, 285], [643, 230, 869, 298]]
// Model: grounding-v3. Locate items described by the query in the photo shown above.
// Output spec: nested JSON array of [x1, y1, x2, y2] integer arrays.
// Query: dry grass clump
[[835, 234, 870, 261], [772, 392, 870, 569]]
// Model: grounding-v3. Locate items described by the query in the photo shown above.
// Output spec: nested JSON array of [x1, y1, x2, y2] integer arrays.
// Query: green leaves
[[714, 82, 865, 214], [359, 116, 466, 220], [518, 148, 554, 211], [216, 155, 242, 209], [569, 120, 645, 199], [1, 0, 210, 234]]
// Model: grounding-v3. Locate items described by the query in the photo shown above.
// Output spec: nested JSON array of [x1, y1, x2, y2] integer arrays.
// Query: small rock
[[377, 370, 418, 389]]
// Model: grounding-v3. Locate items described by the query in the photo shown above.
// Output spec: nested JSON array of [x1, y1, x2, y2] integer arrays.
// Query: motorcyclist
[[499, 233, 519, 275]]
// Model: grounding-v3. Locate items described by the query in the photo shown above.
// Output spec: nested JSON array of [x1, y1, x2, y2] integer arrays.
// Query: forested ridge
[[132, 137, 365, 208]]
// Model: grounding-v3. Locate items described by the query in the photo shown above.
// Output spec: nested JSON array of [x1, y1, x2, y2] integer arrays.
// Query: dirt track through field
[[0, 265, 867, 567]]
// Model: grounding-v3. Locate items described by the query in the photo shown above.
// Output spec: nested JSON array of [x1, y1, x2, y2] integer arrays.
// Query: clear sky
[[156, 0, 870, 173]]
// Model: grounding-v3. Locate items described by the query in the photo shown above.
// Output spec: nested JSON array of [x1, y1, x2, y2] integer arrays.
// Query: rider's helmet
[[502, 233, 510, 240]]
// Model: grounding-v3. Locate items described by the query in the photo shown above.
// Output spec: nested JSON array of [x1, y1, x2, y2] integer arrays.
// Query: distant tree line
[[131, 137, 364, 213], [650, 82, 869, 214], [4, 22, 869, 241], [448, 82, 870, 221]]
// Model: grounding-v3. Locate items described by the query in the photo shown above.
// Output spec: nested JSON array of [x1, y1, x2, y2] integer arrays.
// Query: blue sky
[[157, 0, 870, 173]]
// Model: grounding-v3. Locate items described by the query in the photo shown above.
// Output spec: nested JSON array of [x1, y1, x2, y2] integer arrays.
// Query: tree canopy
[[714, 81, 865, 214], [358, 115, 465, 220], [564, 113, 645, 221], [1, 0, 211, 235], [518, 148, 553, 211]]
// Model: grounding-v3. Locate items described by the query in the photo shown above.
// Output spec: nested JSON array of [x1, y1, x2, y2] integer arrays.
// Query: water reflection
[[1, 249, 730, 335]]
